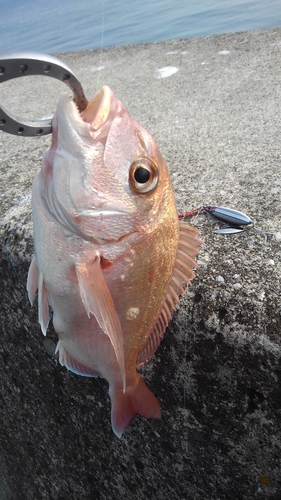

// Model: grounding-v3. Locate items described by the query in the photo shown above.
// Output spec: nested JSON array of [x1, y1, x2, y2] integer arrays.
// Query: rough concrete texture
[[0, 28, 281, 499]]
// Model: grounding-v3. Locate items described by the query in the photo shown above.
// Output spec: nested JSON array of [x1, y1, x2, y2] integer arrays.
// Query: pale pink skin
[[28, 87, 182, 436]]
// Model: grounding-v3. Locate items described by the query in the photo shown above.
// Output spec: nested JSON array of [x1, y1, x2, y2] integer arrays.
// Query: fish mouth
[[53, 87, 136, 239], [81, 86, 115, 130], [60, 86, 117, 140], [80, 209, 126, 217]]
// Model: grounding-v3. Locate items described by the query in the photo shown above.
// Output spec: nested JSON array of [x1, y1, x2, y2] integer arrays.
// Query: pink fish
[[27, 86, 201, 437]]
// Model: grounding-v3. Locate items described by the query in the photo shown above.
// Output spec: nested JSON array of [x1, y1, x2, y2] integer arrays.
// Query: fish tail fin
[[110, 375, 161, 438]]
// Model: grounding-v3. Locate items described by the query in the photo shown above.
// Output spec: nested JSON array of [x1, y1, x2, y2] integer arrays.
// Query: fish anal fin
[[137, 222, 202, 367], [75, 256, 126, 391], [110, 375, 161, 438], [27, 256, 39, 305], [56, 341, 100, 377]]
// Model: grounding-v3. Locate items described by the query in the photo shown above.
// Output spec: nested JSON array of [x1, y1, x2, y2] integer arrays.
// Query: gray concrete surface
[[0, 28, 281, 499]]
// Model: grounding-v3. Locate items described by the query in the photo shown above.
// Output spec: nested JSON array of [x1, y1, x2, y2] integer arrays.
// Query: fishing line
[[96, 0, 105, 90], [145, 418, 161, 438], [94, 377, 110, 399]]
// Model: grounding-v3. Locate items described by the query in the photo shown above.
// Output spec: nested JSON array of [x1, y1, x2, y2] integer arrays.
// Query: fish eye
[[129, 157, 158, 193], [134, 166, 150, 184]]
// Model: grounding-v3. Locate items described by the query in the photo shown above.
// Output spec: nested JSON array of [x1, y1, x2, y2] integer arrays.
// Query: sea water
[[1, 0, 281, 54]]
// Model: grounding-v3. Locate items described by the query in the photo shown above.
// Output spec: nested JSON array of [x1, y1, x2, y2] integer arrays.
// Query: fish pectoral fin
[[27, 257, 50, 335], [137, 222, 202, 367], [75, 257, 126, 392]]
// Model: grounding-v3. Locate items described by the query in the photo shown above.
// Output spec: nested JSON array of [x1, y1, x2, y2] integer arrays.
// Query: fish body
[[27, 86, 201, 436]]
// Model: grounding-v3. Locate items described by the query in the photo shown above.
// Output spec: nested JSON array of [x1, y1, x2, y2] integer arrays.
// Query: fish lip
[[80, 86, 113, 129], [56, 92, 89, 136], [58, 86, 114, 137]]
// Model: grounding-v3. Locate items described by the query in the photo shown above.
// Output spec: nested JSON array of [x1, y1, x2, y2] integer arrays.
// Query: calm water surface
[[1, 0, 281, 54]]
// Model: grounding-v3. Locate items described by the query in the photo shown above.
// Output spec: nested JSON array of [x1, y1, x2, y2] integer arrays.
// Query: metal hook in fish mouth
[[0, 52, 88, 137]]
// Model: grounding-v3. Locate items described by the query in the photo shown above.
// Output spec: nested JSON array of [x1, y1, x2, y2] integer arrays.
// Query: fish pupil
[[134, 166, 150, 184]]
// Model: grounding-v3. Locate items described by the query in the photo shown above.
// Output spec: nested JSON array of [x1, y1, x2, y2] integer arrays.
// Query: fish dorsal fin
[[76, 256, 126, 392], [137, 222, 202, 367]]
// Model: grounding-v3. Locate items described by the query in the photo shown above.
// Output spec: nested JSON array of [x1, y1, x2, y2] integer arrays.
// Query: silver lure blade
[[214, 227, 244, 234]]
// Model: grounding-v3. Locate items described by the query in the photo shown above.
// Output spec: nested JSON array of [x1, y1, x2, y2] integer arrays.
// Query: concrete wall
[[0, 28, 281, 499]]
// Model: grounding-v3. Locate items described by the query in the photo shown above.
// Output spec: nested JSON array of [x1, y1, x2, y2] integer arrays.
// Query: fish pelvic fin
[[75, 256, 126, 392], [27, 256, 50, 335], [38, 270, 50, 335], [137, 222, 202, 367], [109, 375, 161, 438], [27, 256, 39, 305]]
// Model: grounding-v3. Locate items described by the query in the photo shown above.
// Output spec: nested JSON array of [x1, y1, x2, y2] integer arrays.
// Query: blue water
[[1, 0, 281, 54]]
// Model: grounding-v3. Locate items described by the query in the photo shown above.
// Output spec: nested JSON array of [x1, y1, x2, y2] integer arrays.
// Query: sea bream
[[27, 86, 201, 437]]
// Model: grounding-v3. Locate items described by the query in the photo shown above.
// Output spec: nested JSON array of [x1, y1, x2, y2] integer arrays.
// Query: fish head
[[45, 86, 176, 243]]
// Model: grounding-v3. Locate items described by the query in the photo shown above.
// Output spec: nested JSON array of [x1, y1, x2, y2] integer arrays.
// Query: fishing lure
[[203, 206, 251, 227], [178, 205, 252, 235]]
